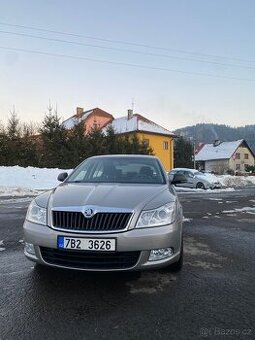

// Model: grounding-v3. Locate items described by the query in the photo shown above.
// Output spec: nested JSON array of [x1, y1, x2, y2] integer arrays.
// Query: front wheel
[[196, 182, 205, 189]]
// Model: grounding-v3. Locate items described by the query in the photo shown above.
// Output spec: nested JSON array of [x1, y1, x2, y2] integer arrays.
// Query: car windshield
[[67, 157, 166, 184], [193, 171, 202, 176]]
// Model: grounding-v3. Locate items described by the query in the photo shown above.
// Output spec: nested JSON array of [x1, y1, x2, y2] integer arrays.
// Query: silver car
[[23, 155, 183, 272], [168, 168, 222, 190]]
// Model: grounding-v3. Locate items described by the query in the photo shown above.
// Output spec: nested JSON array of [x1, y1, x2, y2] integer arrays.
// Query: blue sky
[[0, 0, 255, 130]]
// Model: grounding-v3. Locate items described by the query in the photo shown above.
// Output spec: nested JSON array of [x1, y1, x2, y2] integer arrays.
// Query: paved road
[[0, 188, 254, 340]]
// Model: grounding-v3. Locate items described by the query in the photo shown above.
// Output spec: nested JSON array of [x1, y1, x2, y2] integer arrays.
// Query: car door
[[182, 171, 196, 188], [173, 170, 190, 188]]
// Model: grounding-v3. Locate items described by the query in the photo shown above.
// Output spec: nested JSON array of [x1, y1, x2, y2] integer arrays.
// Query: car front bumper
[[23, 220, 182, 271]]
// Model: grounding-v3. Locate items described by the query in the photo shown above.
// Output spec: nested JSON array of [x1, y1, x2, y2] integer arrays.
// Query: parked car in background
[[23, 155, 185, 272], [168, 168, 222, 190]]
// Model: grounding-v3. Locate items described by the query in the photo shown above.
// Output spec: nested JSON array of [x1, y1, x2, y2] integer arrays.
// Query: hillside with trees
[[174, 123, 255, 153]]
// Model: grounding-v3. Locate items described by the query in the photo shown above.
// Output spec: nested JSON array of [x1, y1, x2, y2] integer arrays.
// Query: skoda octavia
[[23, 155, 184, 272]]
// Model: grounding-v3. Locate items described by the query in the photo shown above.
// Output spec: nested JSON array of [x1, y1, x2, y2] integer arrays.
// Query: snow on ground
[[222, 207, 255, 214], [0, 240, 5, 251], [218, 175, 255, 187], [175, 187, 235, 193], [0, 166, 72, 196], [0, 165, 255, 197]]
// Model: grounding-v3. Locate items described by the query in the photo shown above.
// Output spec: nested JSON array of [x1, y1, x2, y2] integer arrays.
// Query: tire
[[196, 182, 205, 189], [163, 238, 183, 272]]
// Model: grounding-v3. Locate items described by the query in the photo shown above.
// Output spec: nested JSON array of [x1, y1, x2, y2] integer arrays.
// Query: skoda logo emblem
[[84, 208, 94, 218]]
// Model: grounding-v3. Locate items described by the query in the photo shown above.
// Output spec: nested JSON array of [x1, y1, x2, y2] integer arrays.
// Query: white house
[[195, 139, 255, 174]]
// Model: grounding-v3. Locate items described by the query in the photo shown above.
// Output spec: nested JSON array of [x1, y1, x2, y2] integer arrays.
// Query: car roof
[[170, 168, 199, 173], [88, 154, 159, 160]]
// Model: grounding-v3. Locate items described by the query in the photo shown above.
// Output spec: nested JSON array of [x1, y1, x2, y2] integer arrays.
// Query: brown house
[[62, 107, 114, 134]]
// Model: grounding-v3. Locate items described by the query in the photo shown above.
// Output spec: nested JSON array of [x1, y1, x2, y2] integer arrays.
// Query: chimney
[[127, 109, 133, 120], [76, 107, 84, 117], [213, 139, 221, 147]]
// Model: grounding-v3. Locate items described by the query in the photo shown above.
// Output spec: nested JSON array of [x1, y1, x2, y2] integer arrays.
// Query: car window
[[175, 170, 185, 175], [67, 157, 166, 184], [184, 171, 194, 178], [193, 171, 202, 176]]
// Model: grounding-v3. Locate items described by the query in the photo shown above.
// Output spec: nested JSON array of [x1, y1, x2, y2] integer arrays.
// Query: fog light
[[24, 242, 35, 255], [149, 248, 174, 261]]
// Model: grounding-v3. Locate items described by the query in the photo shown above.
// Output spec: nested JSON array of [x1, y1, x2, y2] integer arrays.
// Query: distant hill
[[174, 123, 255, 153]]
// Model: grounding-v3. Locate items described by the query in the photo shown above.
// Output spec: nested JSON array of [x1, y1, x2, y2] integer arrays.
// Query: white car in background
[[168, 168, 222, 190]]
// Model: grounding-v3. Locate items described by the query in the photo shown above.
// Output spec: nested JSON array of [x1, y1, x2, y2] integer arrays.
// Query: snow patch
[[183, 217, 192, 222], [219, 175, 255, 187], [222, 207, 255, 214], [103, 115, 174, 136], [0, 166, 72, 196], [0, 240, 5, 252]]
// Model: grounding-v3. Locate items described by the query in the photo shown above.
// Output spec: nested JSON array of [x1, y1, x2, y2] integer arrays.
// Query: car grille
[[40, 247, 140, 270], [52, 211, 132, 232]]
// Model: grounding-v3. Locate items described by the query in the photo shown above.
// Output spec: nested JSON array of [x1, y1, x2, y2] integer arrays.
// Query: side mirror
[[57, 172, 68, 182], [171, 174, 187, 184]]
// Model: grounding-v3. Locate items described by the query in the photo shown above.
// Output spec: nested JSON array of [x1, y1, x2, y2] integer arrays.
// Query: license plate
[[57, 236, 116, 251]]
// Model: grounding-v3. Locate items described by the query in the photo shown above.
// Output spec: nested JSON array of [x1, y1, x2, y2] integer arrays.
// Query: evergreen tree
[[18, 123, 38, 167], [7, 109, 20, 140], [174, 137, 193, 168], [0, 125, 9, 166], [87, 127, 107, 156], [65, 122, 90, 167], [40, 106, 68, 168], [6, 109, 21, 165], [105, 125, 120, 154]]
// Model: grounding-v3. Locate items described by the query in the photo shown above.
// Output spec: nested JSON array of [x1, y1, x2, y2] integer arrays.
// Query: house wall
[[204, 159, 229, 174], [84, 113, 112, 134], [136, 132, 174, 172], [229, 145, 255, 172]]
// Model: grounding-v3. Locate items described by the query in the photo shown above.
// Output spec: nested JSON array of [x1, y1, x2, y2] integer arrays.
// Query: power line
[[0, 21, 254, 65], [1, 45, 255, 82], [1, 29, 255, 71]]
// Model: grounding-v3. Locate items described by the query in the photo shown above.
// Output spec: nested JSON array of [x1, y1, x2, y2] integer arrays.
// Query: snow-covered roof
[[196, 140, 244, 161], [103, 114, 174, 136], [62, 110, 93, 129]]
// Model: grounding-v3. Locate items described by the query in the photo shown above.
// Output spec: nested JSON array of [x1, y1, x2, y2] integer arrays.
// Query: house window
[[143, 139, 149, 147], [163, 141, 169, 150], [236, 164, 241, 170], [235, 153, 240, 159], [244, 153, 249, 159]]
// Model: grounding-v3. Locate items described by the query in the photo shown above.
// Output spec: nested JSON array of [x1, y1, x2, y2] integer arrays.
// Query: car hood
[[195, 174, 219, 184], [36, 182, 175, 211]]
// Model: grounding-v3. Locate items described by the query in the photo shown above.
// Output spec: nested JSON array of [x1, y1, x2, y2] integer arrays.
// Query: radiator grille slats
[[52, 211, 132, 232]]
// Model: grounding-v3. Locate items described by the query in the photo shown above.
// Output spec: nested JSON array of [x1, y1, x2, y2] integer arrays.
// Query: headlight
[[136, 202, 176, 228], [26, 200, 47, 225]]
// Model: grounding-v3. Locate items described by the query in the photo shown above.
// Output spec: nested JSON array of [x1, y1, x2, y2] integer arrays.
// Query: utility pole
[[193, 139, 196, 169], [189, 136, 196, 169]]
